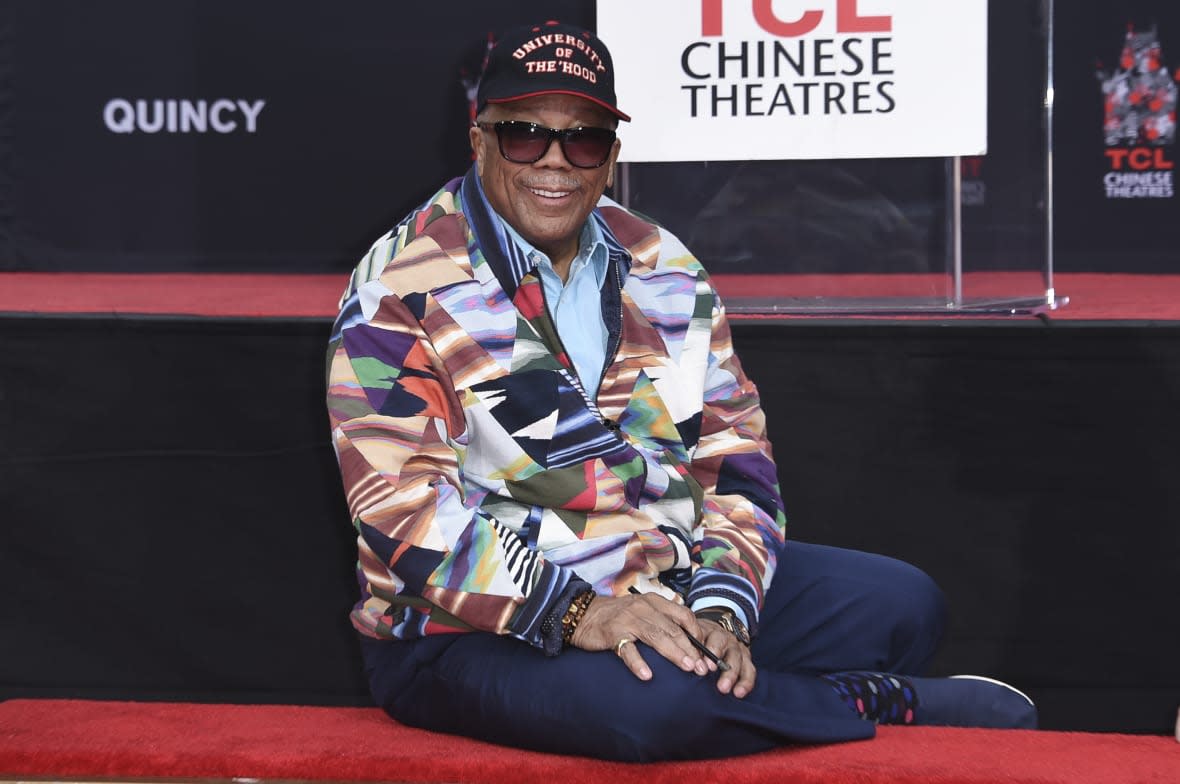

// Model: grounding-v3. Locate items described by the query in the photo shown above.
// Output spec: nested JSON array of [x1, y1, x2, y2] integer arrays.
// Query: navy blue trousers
[[362, 541, 946, 761]]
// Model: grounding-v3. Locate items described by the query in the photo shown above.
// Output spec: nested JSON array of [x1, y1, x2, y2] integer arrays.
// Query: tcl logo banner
[[599, 0, 988, 161]]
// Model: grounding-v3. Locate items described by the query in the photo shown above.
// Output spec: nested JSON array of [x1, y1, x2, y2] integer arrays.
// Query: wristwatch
[[694, 607, 751, 646]]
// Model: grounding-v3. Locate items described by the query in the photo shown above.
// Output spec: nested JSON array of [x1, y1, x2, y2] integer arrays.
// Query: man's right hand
[[569, 593, 710, 680]]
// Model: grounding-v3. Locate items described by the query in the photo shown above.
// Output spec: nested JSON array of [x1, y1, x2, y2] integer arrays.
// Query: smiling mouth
[[527, 187, 573, 199]]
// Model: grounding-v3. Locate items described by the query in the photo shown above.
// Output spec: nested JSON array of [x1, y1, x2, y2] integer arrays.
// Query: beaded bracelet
[[560, 589, 596, 646]]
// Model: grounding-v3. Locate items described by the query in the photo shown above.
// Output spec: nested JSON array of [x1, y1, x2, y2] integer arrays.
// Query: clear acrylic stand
[[614, 0, 1066, 318]]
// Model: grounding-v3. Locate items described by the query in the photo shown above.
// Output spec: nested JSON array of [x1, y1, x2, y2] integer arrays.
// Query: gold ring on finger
[[614, 637, 633, 657]]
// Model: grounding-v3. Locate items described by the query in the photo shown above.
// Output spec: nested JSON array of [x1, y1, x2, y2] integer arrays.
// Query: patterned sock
[[821, 671, 919, 725]]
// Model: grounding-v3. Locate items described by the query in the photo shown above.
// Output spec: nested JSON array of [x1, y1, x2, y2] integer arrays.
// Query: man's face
[[469, 94, 621, 271]]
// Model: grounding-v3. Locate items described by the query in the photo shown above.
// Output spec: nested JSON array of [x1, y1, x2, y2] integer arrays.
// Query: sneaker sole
[[950, 674, 1034, 706]]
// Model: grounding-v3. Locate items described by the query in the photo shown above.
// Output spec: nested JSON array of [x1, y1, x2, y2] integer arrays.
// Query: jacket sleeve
[[335, 179, 463, 308], [684, 282, 787, 637], [326, 235, 577, 647]]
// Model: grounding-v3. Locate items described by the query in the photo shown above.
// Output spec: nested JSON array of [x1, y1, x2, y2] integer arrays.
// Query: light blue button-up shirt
[[499, 219, 610, 400]]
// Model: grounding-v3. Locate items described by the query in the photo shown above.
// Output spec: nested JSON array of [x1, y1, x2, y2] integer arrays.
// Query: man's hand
[[570, 593, 706, 679], [569, 593, 757, 697], [696, 617, 757, 698]]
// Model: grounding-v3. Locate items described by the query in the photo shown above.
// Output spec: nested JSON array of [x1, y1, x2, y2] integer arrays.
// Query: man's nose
[[534, 135, 573, 169]]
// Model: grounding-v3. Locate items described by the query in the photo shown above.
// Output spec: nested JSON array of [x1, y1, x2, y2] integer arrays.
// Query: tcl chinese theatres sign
[[598, 0, 988, 161]]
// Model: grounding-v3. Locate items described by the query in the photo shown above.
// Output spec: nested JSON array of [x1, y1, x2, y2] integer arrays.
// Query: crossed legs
[[362, 541, 946, 761]]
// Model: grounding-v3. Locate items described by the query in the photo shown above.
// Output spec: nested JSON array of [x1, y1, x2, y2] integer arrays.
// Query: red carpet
[[3, 272, 1180, 321], [0, 700, 1177, 784]]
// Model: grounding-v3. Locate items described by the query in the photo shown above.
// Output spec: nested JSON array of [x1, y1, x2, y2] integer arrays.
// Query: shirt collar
[[499, 212, 609, 290]]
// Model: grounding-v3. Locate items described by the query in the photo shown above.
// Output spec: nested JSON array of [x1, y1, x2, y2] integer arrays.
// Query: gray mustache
[[521, 179, 581, 191]]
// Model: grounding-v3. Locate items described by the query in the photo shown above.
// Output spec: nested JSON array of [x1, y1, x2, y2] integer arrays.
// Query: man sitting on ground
[[326, 21, 1036, 762]]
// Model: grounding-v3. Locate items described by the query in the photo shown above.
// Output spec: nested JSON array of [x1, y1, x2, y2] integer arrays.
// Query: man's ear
[[605, 138, 622, 189], [469, 124, 486, 176]]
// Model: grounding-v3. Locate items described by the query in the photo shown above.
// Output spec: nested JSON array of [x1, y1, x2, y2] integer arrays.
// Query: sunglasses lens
[[562, 128, 615, 168], [498, 123, 550, 164], [491, 122, 615, 168]]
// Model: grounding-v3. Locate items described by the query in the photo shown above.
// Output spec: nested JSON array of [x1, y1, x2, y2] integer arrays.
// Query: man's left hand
[[696, 618, 757, 698]]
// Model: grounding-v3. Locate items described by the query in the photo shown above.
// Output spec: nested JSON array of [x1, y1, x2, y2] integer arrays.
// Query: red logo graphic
[[701, 0, 891, 38], [1097, 23, 1177, 146]]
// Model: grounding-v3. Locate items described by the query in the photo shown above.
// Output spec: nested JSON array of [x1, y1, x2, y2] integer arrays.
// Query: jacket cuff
[[687, 568, 761, 636], [505, 561, 580, 650], [538, 578, 593, 656]]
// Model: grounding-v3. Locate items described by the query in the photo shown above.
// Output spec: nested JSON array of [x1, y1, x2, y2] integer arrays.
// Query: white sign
[[598, 0, 988, 161]]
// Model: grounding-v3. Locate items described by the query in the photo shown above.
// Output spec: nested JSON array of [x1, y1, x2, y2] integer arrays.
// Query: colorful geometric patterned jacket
[[327, 167, 787, 649]]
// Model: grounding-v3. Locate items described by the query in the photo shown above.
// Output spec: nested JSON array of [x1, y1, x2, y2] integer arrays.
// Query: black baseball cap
[[476, 21, 631, 122]]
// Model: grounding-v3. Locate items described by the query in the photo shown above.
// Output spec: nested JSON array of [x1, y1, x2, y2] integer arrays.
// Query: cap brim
[[486, 90, 631, 122]]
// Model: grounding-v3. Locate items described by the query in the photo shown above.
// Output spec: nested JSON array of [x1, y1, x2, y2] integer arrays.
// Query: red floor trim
[[1, 271, 1179, 321]]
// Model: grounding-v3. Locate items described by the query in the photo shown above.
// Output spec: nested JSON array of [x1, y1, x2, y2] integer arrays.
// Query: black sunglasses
[[477, 121, 616, 169]]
